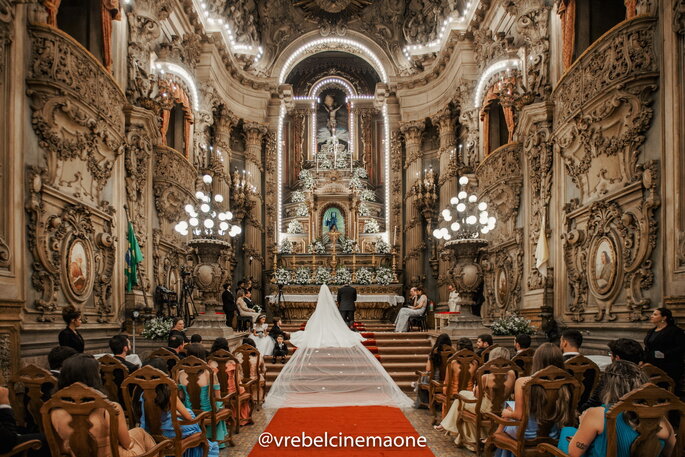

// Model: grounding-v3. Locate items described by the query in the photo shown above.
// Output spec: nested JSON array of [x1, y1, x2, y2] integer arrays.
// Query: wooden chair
[[512, 348, 535, 376], [233, 344, 264, 407], [430, 349, 481, 425], [483, 365, 581, 457], [98, 354, 130, 403], [564, 355, 600, 408], [414, 345, 455, 409], [148, 348, 181, 373], [641, 363, 676, 393], [121, 366, 211, 457], [41, 382, 172, 457], [536, 383, 685, 457], [173, 356, 234, 447], [455, 357, 522, 456], [208, 349, 254, 434], [480, 344, 500, 363], [0, 441, 42, 457], [8, 365, 57, 434]]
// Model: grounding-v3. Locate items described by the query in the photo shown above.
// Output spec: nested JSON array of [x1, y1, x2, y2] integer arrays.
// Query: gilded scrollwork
[[153, 145, 197, 235]]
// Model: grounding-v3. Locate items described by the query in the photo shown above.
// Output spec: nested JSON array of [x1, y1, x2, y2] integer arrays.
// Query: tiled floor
[[222, 406, 474, 457]]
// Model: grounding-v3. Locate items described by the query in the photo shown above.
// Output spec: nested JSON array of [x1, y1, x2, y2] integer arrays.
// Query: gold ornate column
[[401, 121, 425, 286], [243, 122, 267, 302]]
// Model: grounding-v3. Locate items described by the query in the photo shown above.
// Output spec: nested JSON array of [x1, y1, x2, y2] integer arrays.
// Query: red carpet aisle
[[249, 406, 435, 456]]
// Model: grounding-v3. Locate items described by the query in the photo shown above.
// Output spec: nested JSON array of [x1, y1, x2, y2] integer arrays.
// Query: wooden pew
[[8, 365, 57, 434], [208, 349, 254, 435], [414, 344, 455, 409], [430, 349, 481, 425]]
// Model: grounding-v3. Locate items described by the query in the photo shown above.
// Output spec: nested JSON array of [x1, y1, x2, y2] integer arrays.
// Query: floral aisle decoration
[[355, 267, 373, 285], [353, 167, 368, 179], [299, 169, 315, 191], [295, 203, 309, 217], [334, 267, 352, 285], [279, 239, 294, 254], [338, 235, 358, 254], [308, 238, 327, 254], [313, 266, 331, 284], [273, 268, 291, 286], [142, 317, 173, 341], [375, 239, 391, 254], [291, 191, 306, 203], [286, 220, 304, 234], [360, 189, 376, 202], [375, 267, 394, 285], [294, 267, 311, 284], [491, 314, 535, 336], [363, 218, 381, 233]]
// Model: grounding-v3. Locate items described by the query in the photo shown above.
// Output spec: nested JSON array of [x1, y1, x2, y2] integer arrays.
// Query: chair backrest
[[606, 383, 685, 457], [445, 349, 481, 396], [121, 365, 181, 440], [512, 348, 535, 376], [208, 349, 242, 398], [9, 364, 58, 433], [514, 365, 580, 450], [149, 347, 181, 372], [435, 345, 456, 381], [233, 344, 261, 384], [41, 382, 122, 457], [640, 363, 676, 393], [480, 344, 499, 363], [98, 355, 130, 403], [173, 355, 214, 416], [564, 354, 600, 406], [474, 357, 521, 417]]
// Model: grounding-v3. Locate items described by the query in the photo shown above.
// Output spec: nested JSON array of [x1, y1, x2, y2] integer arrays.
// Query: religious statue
[[325, 211, 339, 232], [323, 94, 342, 137]]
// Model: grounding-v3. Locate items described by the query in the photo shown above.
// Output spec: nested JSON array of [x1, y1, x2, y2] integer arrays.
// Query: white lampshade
[[219, 221, 229, 231], [195, 191, 205, 199], [488, 216, 496, 226], [200, 204, 210, 213], [459, 176, 469, 185], [444, 213, 452, 221], [451, 222, 460, 231], [214, 194, 224, 202], [481, 227, 490, 234], [468, 195, 477, 202], [174, 223, 182, 233], [218, 213, 226, 221], [450, 197, 458, 205], [433, 228, 442, 239], [233, 225, 242, 235], [189, 217, 199, 227], [203, 174, 213, 184], [466, 215, 477, 225], [178, 221, 188, 230], [184, 204, 194, 214], [226, 211, 233, 220], [457, 203, 466, 212], [458, 191, 467, 200], [443, 232, 452, 240], [204, 219, 214, 228], [442, 209, 451, 219], [478, 202, 488, 211], [441, 227, 449, 238]]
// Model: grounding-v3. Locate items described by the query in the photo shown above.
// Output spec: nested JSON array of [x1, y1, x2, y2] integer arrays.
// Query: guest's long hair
[[456, 337, 474, 351], [58, 354, 106, 395], [601, 360, 648, 406], [211, 337, 229, 353], [528, 343, 574, 426], [655, 307, 676, 326], [430, 333, 452, 368], [141, 357, 185, 411]]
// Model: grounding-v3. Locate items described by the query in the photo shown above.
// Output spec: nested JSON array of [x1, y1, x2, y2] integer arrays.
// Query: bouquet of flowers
[[299, 169, 315, 191], [335, 153, 350, 169], [279, 239, 294, 254], [291, 191, 306, 203], [375, 239, 391, 254], [353, 167, 368, 179], [313, 266, 331, 284], [333, 267, 352, 285], [358, 202, 372, 217], [286, 220, 304, 234], [355, 267, 373, 285], [295, 203, 309, 217], [375, 267, 394, 285], [273, 268, 291, 286], [338, 235, 358, 254], [141, 317, 173, 341], [363, 218, 381, 233], [308, 239, 327, 254], [350, 176, 364, 191], [294, 267, 311, 284], [360, 189, 376, 202], [491, 314, 535, 336], [319, 157, 333, 169]]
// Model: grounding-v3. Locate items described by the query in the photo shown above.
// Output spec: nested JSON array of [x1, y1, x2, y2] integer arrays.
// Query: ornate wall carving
[[0, 0, 13, 271], [153, 145, 197, 236]]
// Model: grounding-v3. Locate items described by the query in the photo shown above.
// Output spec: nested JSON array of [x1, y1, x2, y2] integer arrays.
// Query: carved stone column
[[401, 121, 425, 286], [243, 122, 266, 303]]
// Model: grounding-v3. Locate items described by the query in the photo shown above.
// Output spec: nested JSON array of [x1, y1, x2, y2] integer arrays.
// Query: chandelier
[[432, 175, 496, 241], [174, 173, 242, 238]]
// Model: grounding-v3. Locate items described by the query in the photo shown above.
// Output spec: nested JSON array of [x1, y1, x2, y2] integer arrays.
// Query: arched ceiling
[[285, 51, 380, 95]]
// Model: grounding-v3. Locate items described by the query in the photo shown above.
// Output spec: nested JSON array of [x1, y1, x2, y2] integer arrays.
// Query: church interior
[[1, 0, 685, 455]]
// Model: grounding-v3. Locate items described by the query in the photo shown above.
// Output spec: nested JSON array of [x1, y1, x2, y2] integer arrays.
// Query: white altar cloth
[[267, 294, 405, 307]]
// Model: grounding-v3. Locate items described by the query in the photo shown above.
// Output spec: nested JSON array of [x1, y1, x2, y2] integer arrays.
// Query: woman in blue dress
[[557, 360, 675, 457], [139, 358, 220, 457]]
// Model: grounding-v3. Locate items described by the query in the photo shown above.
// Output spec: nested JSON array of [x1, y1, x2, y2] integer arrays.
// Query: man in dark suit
[[109, 334, 139, 373], [0, 387, 49, 456], [222, 283, 236, 329], [560, 329, 583, 361], [337, 283, 357, 329]]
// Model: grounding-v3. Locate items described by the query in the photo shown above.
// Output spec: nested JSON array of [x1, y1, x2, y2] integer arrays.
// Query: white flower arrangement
[[491, 314, 535, 336], [313, 266, 331, 284], [363, 218, 381, 233], [273, 268, 291, 285], [141, 317, 173, 341], [338, 235, 358, 254], [295, 203, 309, 217], [375, 239, 391, 254], [299, 169, 315, 191], [308, 239, 327, 254], [358, 203, 372, 217], [286, 220, 304, 234], [279, 239, 294, 254], [319, 157, 333, 169], [360, 189, 376, 202], [355, 267, 374, 285], [294, 267, 311, 284], [375, 266, 394, 285], [350, 176, 364, 191], [353, 168, 368, 179], [291, 191, 305, 203], [335, 154, 349, 169], [334, 267, 352, 285]]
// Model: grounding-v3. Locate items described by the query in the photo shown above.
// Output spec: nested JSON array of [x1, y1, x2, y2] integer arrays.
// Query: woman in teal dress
[[178, 344, 229, 447], [557, 360, 675, 457]]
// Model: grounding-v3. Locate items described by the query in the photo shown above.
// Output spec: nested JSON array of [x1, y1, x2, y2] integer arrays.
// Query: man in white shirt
[[560, 329, 583, 361]]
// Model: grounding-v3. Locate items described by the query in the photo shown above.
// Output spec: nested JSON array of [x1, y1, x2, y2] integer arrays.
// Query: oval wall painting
[[68, 240, 89, 296]]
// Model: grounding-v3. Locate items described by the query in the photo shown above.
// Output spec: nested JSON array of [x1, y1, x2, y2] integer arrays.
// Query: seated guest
[[415, 334, 452, 407], [167, 334, 187, 357], [207, 339, 252, 426], [48, 346, 77, 377], [210, 337, 229, 354], [253, 315, 275, 357], [440, 337, 479, 418], [494, 343, 574, 457], [109, 334, 139, 373], [169, 318, 189, 343], [58, 306, 84, 353], [0, 386, 50, 457], [190, 334, 203, 344], [558, 360, 675, 457], [456, 337, 474, 352], [560, 329, 583, 360], [51, 354, 157, 456], [236, 290, 260, 323], [476, 334, 493, 359], [514, 334, 532, 354], [394, 286, 427, 332], [139, 358, 219, 457], [178, 344, 227, 447], [272, 335, 288, 364], [241, 338, 266, 400], [269, 318, 287, 341], [437, 347, 516, 451]]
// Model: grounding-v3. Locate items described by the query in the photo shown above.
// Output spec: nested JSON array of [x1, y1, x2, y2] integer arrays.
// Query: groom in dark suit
[[337, 283, 357, 329]]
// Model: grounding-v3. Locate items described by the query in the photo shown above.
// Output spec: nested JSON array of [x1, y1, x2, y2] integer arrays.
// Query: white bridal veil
[[263, 284, 413, 409]]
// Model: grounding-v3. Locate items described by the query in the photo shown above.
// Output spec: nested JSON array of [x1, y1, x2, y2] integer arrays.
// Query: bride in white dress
[[263, 284, 412, 409]]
